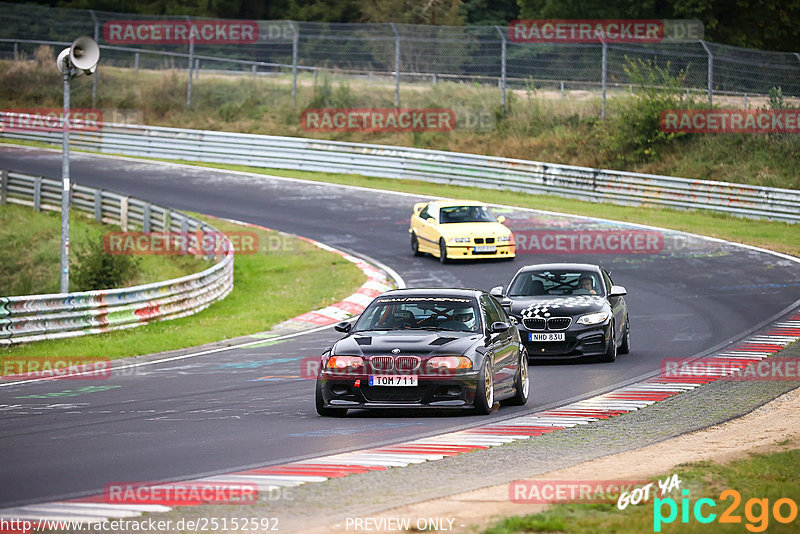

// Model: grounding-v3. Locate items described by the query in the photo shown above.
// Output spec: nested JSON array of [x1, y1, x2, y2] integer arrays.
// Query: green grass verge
[[0, 215, 366, 360], [0, 202, 205, 296], [484, 446, 800, 533]]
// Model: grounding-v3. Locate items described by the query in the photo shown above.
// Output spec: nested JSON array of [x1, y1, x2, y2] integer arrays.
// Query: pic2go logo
[[654, 489, 798, 532]]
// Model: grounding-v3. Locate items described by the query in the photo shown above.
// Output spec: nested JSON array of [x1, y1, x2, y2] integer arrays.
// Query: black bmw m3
[[491, 263, 630, 363], [315, 288, 529, 416]]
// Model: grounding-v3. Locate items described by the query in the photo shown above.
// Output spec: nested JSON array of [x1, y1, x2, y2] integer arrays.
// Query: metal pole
[[60, 70, 71, 293], [390, 23, 400, 108], [90, 10, 99, 106], [290, 21, 299, 103], [601, 40, 607, 120], [13, 42, 18, 61], [495, 26, 507, 115], [195, 58, 200, 79], [186, 16, 194, 108], [560, 81, 564, 97], [134, 52, 139, 72], [700, 40, 713, 108]]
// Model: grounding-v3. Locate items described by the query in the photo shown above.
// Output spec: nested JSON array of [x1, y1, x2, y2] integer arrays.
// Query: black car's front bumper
[[517, 322, 612, 360], [318, 370, 481, 409]]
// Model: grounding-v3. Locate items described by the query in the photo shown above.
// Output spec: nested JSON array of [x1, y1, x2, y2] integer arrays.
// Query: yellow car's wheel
[[410, 233, 423, 257], [438, 239, 449, 264]]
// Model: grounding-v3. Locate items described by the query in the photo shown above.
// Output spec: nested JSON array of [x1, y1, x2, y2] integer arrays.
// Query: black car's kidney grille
[[523, 317, 571, 330], [395, 356, 421, 372], [547, 317, 572, 330], [369, 356, 394, 372], [362, 386, 423, 402], [523, 317, 546, 330]]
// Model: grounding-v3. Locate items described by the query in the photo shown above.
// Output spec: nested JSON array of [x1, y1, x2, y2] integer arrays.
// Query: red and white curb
[[4, 313, 797, 525]]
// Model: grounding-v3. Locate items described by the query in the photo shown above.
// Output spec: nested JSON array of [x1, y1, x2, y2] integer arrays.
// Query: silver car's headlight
[[577, 312, 610, 325], [447, 237, 470, 244]]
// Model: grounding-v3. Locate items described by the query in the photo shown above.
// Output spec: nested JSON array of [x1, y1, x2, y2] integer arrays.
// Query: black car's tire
[[410, 233, 423, 257], [315, 381, 347, 417], [619, 321, 631, 355], [474, 359, 494, 415], [600, 323, 617, 363], [438, 239, 449, 264], [501, 349, 529, 406]]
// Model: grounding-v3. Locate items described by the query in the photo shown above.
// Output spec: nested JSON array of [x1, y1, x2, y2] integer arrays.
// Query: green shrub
[[71, 232, 140, 292]]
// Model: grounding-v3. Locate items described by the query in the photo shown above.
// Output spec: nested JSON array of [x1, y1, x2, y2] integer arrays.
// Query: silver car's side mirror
[[490, 285, 504, 298], [609, 285, 627, 297]]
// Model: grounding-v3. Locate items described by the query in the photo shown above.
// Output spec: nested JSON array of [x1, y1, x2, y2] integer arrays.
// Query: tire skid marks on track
[[1, 319, 797, 524]]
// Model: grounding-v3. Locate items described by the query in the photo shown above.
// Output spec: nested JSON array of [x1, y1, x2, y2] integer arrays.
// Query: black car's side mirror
[[489, 321, 511, 334], [334, 321, 352, 333], [609, 285, 627, 297]]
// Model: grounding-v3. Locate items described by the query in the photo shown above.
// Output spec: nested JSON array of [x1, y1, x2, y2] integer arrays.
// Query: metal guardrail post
[[134, 52, 139, 72], [601, 39, 607, 119], [560, 81, 565, 97], [186, 16, 194, 108], [33, 176, 41, 211], [13, 42, 18, 61], [90, 9, 99, 106], [120, 196, 129, 231], [700, 40, 714, 108], [252, 64, 256, 77], [0, 170, 7, 205], [94, 189, 102, 221], [142, 203, 151, 232], [495, 26, 507, 115], [195, 58, 200, 79], [290, 21, 299, 104], [390, 23, 400, 108]]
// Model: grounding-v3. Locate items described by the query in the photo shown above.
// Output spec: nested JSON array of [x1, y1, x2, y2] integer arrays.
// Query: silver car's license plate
[[369, 375, 418, 386], [529, 333, 565, 342]]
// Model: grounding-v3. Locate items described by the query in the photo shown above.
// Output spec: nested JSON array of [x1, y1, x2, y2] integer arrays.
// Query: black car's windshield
[[439, 205, 497, 224], [508, 270, 605, 297], [354, 296, 481, 333]]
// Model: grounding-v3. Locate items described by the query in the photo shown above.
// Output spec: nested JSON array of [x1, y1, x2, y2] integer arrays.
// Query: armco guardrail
[[1, 120, 799, 222], [0, 170, 234, 345]]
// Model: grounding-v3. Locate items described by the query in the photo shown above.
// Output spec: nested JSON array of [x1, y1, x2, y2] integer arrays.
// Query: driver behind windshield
[[438, 307, 477, 332]]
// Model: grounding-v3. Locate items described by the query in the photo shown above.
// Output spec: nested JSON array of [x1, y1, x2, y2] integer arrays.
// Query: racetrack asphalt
[[1, 145, 799, 508]]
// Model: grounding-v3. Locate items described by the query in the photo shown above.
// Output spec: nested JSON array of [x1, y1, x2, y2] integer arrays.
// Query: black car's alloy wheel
[[619, 321, 631, 354], [474, 359, 494, 414], [501, 349, 529, 406], [600, 323, 617, 363]]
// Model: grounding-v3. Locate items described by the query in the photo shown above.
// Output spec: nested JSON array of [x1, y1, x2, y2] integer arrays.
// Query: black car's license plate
[[529, 333, 565, 342], [369, 375, 418, 386]]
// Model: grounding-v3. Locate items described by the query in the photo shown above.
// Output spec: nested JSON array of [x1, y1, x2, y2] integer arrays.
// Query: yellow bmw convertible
[[409, 200, 515, 262]]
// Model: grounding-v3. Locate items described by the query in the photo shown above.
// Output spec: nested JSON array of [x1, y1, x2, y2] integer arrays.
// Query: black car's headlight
[[576, 312, 610, 325], [426, 356, 473, 373]]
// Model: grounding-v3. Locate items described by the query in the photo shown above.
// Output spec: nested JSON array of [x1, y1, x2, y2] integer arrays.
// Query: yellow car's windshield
[[439, 205, 497, 224]]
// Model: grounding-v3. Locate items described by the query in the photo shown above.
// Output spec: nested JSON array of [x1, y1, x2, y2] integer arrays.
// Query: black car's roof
[[513, 263, 603, 274], [376, 288, 483, 298]]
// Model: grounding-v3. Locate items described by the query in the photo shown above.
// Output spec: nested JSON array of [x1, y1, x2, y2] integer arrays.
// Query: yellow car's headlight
[[447, 237, 470, 244], [497, 235, 512, 243]]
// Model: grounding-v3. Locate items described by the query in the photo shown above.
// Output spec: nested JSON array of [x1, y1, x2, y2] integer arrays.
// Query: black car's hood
[[333, 330, 482, 357], [507, 295, 609, 318]]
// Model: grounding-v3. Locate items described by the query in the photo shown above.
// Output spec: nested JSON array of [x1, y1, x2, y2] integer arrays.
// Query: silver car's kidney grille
[[547, 317, 572, 330], [523, 317, 546, 330], [369, 356, 394, 372]]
